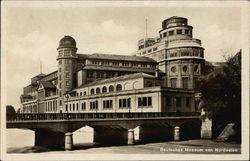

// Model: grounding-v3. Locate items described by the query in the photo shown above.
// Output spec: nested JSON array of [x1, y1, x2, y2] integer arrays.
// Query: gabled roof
[[77, 53, 157, 63], [76, 72, 156, 89], [39, 81, 56, 89]]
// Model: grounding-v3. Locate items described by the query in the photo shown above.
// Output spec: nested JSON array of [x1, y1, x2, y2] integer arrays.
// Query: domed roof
[[58, 35, 76, 49]]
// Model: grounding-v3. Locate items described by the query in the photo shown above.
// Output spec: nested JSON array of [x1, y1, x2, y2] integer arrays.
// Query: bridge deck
[[7, 112, 200, 123]]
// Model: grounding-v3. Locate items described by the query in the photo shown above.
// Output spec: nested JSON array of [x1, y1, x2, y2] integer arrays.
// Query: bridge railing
[[6, 112, 201, 122]]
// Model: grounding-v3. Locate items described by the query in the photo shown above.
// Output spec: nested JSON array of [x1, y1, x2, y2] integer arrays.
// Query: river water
[[6, 126, 139, 149]]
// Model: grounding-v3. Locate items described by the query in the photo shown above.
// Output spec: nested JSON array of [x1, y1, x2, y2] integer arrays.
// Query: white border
[[1, 1, 249, 160]]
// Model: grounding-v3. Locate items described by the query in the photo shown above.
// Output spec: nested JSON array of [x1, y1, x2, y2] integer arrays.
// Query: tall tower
[[57, 36, 78, 112], [134, 17, 205, 90], [160, 16, 205, 89]]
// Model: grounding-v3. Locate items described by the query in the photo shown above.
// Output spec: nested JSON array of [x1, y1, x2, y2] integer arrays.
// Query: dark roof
[[40, 81, 56, 89], [58, 35, 76, 49], [77, 53, 156, 63], [82, 65, 157, 73], [76, 72, 156, 89], [77, 54, 89, 60], [20, 94, 33, 98], [31, 73, 46, 79]]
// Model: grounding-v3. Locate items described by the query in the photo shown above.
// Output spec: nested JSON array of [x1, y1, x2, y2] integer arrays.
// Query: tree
[[6, 105, 16, 120], [197, 50, 241, 142]]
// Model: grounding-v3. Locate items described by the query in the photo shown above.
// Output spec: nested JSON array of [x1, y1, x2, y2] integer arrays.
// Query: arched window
[[116, 84, 122, 91], [96, 87, 101, 94], [109, 85, 114, 92], [90, 88, 95, 95], [102, 86, 107, 93], [80, 92, 82, 96]]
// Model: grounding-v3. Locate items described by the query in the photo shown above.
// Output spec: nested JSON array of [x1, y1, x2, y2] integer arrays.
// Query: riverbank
[[7, 139, 241, 154]]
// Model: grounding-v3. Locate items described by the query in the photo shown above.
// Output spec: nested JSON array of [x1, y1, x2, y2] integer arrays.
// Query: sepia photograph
[[1, 1, 249, 160]]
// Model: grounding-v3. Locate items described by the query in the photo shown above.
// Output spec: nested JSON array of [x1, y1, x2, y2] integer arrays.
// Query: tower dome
[[58, 35, 76, 49]]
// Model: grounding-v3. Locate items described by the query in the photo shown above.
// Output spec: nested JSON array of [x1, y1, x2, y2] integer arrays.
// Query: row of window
[[166, 96, 191, 107], [65, 97, 153, 111], [58, 59, 72, 65], [91, 60, 156, 68], [76, 84, 122, 96], [23, 105, 37, 113], [65, 102, 86, 111], [169, 52, 203, 58], [170, 78, 189, 88], [140, 47, 158, 55], [170, 77, 196, 89], [45, 100, 57, 112], [160, 29, 192, 38]]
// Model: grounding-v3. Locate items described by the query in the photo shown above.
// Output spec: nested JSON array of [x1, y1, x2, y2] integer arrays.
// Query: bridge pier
[[174, 126, 180, 141], [65, 132, 73, 150], [127, 129, 135, 145], [34, 129, 65, 149]]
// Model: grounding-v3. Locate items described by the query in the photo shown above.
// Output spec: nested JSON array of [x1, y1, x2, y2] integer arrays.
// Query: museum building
[[20, 16, 204, 114]]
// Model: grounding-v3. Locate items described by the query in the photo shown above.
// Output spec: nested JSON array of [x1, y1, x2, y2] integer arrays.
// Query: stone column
[[174, 126, 180, 141], [127, 129, 135, 145], [65, 132, 73, 150]]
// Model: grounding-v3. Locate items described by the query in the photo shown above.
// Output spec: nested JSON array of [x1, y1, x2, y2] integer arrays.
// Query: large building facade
[[20, 16, 204, 114], [133, 16, 205, 89]]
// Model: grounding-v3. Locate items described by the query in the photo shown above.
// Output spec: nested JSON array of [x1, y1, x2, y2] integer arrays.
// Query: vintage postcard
[[1, 1, 249, 160]]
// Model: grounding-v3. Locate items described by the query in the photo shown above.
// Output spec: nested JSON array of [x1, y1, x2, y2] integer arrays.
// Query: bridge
[[7, 112, 201, 150]]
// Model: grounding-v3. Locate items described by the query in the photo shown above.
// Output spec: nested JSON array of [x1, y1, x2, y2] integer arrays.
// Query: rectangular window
[[185, 30, 189, 34], [122, 62, 129, 67], [170, 78, 177, 88], [113, 62, 119, 66], [138, 98, 142, 107], [182, 78, 189, 89], [65, 66, 70, 71], [90, 101, 98, 110], [119, 98, 131, 108], [177, 29, 182, 34], [66, 72, 70, 78], [186, 97, 190, 107], [153, 47, 158, 51], [138, 97, 152, 107], [119, 99, 122, 108], [163, 32, 167, 37], [148, 97, 152, 106], [169, 30, 174, 36], [166, 96, 172, 106], [148, 49, 152, 53], [64, 50, 70, 56], [142, 51, 146, 55], [92, 60, 99, 65], [131, 63, 139, 67], [176, 97, 182, 107], [103, 100, 113, 109]]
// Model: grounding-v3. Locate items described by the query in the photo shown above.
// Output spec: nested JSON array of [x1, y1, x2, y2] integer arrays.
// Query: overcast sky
[[3, 5, 242, 109]]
